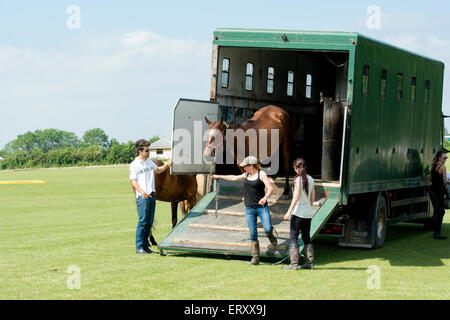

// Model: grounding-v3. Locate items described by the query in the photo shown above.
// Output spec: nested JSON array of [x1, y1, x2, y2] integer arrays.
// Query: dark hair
[[432, 149, 447, 172], [135, 139, 150, 155], [292, 158, 308, 196]]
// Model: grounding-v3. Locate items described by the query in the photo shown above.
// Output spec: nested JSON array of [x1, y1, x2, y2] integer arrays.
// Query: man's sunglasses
[[140, 149, 150, 153]]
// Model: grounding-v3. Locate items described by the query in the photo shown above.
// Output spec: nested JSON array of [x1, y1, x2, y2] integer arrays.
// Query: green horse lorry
[[160, 29, 445, 257]]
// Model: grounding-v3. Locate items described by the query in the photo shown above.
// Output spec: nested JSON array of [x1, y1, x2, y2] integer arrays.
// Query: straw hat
[[239, 156, 262, 169]]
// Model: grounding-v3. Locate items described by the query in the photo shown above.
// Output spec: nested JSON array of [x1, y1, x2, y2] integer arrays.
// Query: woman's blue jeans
[[245, 204, 273, 242], [136, 196, 156, 250]]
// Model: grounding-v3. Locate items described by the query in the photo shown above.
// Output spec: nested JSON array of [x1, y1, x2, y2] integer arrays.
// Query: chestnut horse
[[204, 105, 292, 196], [153, 158, 199, 228]]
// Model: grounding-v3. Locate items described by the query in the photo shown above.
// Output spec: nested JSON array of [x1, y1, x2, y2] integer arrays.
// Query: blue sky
[[1, 0, 450, 148]]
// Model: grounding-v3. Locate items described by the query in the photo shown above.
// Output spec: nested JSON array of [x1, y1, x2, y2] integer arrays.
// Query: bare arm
[[284, 180, 300, 221], [212, 173, 246, 182], [440, 165, 448, 184], [258, 171, 274, 205], [130, 179, 149, 198], [154, 159, 173, 174], [310, 186, 315, 206]]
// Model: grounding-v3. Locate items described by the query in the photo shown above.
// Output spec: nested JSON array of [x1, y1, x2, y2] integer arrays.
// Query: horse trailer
[[160, 29, 445, 258]]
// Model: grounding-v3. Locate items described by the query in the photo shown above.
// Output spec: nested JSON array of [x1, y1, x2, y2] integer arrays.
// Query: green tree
[[150, 135, 160, 144], [36, 129, 79, 152], [1, 129, 79, 154], [82, 145, 106, 163], [82, 128, 110, 149], [107, 141, 135, 164]]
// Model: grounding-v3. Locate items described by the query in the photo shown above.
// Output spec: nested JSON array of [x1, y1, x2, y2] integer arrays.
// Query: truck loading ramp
[[158, 179, 339, 259]]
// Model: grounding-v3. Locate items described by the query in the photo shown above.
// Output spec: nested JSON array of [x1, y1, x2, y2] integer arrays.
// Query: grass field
[[0, 166, 449, 300]]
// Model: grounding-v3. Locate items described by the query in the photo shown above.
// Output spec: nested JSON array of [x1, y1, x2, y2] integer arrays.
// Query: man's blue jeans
[[245, 204, 273, 242], [136, 196, 156, 250]]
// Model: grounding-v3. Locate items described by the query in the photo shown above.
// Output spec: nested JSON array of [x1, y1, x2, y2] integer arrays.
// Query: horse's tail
[[281, 111, 293, 149], [280, 111, 293, 192], [195, 192, 202, 205]]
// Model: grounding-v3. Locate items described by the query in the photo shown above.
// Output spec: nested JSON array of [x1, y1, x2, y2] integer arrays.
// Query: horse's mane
[[151, 158, 164, 167]]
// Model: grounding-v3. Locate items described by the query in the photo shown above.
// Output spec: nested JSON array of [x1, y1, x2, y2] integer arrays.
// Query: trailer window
[[245, 63, 253, 91], [267, 67, 275, 94], [287, 71, 294, 96], [362, 65, 369, 95], [221, 58, 230, 88], [411, 76, 416, 104], [380, 69, 387, 98], [424, 80, 430, 105], [397, 73, 403, 101], [305, 74, 312, 98]]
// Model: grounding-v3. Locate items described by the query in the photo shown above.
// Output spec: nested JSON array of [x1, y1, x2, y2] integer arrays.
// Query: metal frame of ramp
[[158, 180, 340, 259]]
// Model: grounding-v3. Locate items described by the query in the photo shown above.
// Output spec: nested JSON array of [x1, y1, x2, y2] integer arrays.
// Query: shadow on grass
[[316, 222, 450, 267], [165, 251, 278, 264]]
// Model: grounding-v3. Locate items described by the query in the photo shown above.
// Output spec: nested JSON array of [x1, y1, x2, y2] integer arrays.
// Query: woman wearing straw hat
[[212, 156, 277, 265]]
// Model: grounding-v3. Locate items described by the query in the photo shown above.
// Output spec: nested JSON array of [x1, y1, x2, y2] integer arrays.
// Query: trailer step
[[158, 188, 340, 259], [189, 223, 291, 234], [172, 239, 289, 251]]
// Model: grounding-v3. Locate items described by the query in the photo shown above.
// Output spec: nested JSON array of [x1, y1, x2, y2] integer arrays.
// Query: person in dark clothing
[[430, 149, 448, 240], [212, 156, 277, 265]]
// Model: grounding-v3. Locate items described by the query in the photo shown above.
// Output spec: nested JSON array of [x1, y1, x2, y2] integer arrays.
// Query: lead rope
[[264, 227, 304, 266]]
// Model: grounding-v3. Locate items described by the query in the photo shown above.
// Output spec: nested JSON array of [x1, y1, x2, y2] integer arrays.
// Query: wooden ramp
[[158, 179, 340, 259]]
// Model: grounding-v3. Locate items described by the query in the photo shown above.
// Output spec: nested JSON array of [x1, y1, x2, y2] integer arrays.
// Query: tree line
[[0, 128, 160, 170]]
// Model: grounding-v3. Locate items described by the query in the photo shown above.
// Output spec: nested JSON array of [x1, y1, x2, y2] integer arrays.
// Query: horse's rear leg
[[149, 232, 158, 246], [171, 202, 178, 228], [187, 196, 197, 213]]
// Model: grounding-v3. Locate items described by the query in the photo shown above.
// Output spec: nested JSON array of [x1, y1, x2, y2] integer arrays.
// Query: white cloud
[[426, 36, 449, 50], [381, 34, 450, 67], [0, 31, 212, 148], [121, 30, 163, 48], [119, 30, 208, 60]]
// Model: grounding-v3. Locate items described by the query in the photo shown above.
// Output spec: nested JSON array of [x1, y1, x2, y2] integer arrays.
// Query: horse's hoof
[[160, 250, 167, 256]]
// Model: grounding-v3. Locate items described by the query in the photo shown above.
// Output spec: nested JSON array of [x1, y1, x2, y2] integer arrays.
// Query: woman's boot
[[249, 241, 260, 265], [282, 243, 299, 270], [300, 244, 314, 269], [266, 229, 278, 247]]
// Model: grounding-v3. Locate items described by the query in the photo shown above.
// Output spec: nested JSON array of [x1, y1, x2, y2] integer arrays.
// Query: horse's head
[[204, 117, 226, 158]]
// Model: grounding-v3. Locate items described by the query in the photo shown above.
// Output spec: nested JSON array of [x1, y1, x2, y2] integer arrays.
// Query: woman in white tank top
[[282, 158, 315, 270]]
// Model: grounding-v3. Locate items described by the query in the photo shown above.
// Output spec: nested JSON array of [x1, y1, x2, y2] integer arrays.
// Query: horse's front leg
[[283, 175, 290, 197], [171, 202, 178, 228]]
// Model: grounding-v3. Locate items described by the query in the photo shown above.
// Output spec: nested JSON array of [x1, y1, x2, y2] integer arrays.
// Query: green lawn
[[0, 166, 449, 299]]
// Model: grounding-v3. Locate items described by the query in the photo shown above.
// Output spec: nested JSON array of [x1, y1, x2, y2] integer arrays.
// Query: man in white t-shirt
[[130, 139, 172, 254]]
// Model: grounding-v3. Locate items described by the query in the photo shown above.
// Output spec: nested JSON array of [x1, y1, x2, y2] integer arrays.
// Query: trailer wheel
[[371, 193, 388, 249]]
